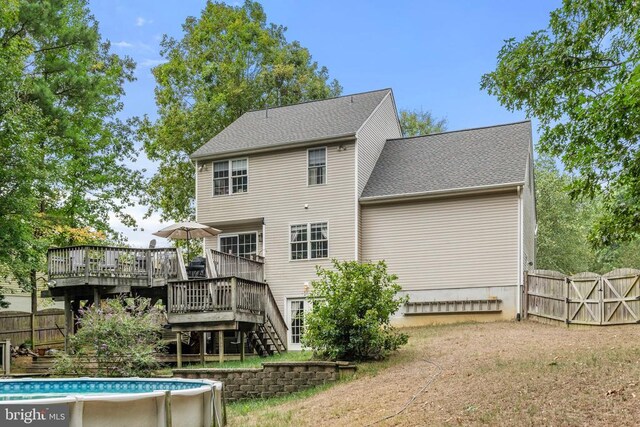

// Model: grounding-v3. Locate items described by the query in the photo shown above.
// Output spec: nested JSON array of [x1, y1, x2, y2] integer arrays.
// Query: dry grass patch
[[228, 321, 640, 426]]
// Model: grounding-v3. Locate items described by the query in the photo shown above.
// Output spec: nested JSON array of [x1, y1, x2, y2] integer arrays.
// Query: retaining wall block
[[173, 361, 356, 402], [284, 371, 299, 380], [283, 385, 298, 393]]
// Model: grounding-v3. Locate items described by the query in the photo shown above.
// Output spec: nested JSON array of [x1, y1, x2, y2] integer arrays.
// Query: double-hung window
[[219, 233, 257, 258], [308, 148, 326, 185], [213, 158, 248, 195], [290, 222, 328, 260]]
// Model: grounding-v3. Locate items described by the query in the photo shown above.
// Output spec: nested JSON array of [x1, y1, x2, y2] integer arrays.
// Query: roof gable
[[361, 121, 532, 200], [191, 89, 392, 159]]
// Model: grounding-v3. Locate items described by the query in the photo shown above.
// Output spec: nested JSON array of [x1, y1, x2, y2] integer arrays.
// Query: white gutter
[[517, 185, 523, 320], [360, 181, 525, 205]]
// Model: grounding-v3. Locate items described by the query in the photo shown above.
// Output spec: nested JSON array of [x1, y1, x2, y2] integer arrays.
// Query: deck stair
[[166, 249, 288, 353], [247, 319, 287, 357], [247, 330, 270, 357], [46, 245, 290, 360], [26, 355, 56, 374]]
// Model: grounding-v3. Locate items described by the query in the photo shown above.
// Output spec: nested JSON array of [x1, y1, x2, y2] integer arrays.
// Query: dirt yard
[[228, 321, 640, 426]]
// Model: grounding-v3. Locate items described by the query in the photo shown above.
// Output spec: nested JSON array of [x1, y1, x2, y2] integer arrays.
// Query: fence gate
[[525, 269, 640, 326], [601, 269, 640, 325], [567, 272, 601, 325]]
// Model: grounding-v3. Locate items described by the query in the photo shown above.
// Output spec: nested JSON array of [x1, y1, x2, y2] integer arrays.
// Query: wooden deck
[[46, 245, 288, 357], [167, 276, 288, 354], [47, 245, 187, 296]]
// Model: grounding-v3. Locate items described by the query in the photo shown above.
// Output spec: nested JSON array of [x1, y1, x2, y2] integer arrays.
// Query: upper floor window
[[290, 222, 328, 260], [213, 158, 247, 195], [308, 148, 326, 186]]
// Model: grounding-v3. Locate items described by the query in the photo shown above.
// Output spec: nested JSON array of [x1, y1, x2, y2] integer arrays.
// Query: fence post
[[564, 277, 570, 324], [522, 272, 528, 319], [1, 340, 10, 375]]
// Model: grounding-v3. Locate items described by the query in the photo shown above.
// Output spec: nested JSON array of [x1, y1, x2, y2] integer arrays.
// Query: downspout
[[194, 160, 202, 256], [262, 220, 267, 282], [516, 185, 523, 320]]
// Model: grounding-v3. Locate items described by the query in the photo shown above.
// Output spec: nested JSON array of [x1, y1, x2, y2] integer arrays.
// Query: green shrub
[[302, 260, 408, 361], [53, 297, 165, 377]]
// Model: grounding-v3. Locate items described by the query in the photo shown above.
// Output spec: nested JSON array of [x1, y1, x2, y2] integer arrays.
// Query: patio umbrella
[[153, 222, 221, 261]]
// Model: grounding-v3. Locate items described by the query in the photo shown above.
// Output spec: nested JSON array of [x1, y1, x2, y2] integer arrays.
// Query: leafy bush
[[53, 297, 165, 377], [303, 260, 408, 361]]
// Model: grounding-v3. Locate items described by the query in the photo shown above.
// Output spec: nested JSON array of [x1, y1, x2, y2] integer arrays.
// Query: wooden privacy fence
[[525, 268, 640, 325], [0, 309, 66, 347]]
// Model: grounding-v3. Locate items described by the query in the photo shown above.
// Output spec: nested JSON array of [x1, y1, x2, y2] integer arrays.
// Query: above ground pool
[[0, 377, 225, 427]]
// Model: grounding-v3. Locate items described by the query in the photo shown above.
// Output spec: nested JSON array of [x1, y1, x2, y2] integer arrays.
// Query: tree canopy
[[398, 108, 447, 137], [535, 157, 640, 274], [481, 0, 640, 246], [0, 0, 141, 288], [141, 0, 342, 222]]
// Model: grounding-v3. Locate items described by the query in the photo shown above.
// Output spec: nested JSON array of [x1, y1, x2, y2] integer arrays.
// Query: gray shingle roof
[[361, 121, 532, 199], [191, 89, 392, 159]]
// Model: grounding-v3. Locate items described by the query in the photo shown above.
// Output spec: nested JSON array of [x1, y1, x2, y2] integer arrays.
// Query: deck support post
[[218, 331, 224, 365], [200, 331, 206, 365], [176, 333, 182, 369], [93, 287, 100, 308], [64, 292, 72, 352], [240, 331, 245, 362]]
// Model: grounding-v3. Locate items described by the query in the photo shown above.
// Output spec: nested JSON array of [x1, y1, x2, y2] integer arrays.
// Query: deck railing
[[167, 277, 264, 315], [264, 286, 288, 349], [48, 245, 187, 284], [167, 277, 287, 350], [168, 277, 233, 313], [208, 249, 265, 282]]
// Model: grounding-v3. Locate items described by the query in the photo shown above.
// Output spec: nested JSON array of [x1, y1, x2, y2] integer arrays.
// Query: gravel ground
[[229, 320, 640, 426]]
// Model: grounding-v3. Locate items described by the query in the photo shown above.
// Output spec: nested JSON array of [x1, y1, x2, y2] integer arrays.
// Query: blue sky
[[88, 0, 560, 246]]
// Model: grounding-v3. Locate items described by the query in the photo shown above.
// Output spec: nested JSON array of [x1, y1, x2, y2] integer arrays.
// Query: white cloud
[[113, 41, 134, 48], [136, 17, 153, 27], [109, 204, 170, 248], [140, 58, 167, 68]]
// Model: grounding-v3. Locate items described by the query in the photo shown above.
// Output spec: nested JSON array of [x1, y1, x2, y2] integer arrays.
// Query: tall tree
[[141, 0, 342, 222], [535, 157, 640, 274], [534, 157, 595, 274], [0, 0, 142, 292], [398, 108, 447, 137], [481, 0, 640, 246]]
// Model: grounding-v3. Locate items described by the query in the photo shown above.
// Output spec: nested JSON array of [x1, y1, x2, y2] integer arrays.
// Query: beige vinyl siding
[[356, 92, 402, 196], [196, 141, 357, 314], [361, 192, 519, 290], [522, 156, 536, 270], [1, 273, 61, 312]]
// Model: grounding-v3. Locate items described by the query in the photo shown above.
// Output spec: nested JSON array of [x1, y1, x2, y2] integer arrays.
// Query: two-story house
[[191, 88, 535, 349]]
